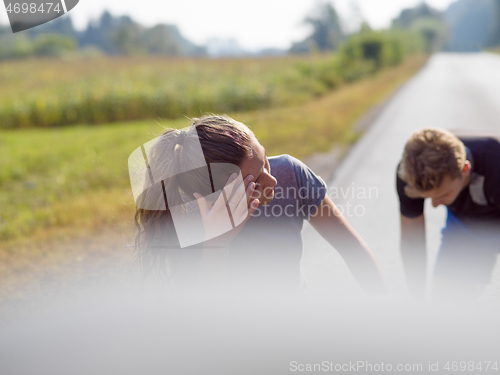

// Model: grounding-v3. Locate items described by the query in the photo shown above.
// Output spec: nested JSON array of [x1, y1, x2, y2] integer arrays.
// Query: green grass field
[[0, 55, 343, 128]]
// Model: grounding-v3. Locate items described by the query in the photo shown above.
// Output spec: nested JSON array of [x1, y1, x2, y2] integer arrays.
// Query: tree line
[[1, 1, 500, 60], [290, 0, 500, 55], [0, 11, 205, 59]]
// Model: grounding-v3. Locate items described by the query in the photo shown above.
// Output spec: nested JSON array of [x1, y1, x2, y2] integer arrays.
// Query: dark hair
[[134, 115, 253, 282]]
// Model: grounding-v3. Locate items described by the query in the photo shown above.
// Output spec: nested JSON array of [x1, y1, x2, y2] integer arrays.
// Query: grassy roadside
[[0, 54, 428, 300]]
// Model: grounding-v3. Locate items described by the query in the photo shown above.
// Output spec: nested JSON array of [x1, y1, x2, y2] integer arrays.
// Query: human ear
[[463, 160, 471, 173]]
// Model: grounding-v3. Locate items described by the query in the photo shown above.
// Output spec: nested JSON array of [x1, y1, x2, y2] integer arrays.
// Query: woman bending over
[[131, 115, 385, 294]]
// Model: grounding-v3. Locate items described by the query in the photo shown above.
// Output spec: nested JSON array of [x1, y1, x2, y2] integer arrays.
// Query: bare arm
[[309, 196, 386, 294], [400, 214, 426, 301]]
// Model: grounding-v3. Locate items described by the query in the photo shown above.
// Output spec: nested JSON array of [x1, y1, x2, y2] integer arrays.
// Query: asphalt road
[[301, 53, 500, 303]]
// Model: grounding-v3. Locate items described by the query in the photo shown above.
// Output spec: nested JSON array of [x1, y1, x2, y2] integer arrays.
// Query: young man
[[396, 128, 500, 302]]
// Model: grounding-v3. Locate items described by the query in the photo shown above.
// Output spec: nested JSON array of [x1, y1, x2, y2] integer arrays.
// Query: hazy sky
[[1, 0, 457, 50]]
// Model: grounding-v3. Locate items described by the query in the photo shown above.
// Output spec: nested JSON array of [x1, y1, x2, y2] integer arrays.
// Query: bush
[[32, 34, 77, 57], [334, 29, 425, 81]]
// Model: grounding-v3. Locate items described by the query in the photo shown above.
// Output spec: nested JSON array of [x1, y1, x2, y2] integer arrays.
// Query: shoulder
[[461, 137, 500, 157], [269, 154, 324, 184], [395, 161, 407, 192], [395, 161, 408, 199], [269, 154, 301, 169], [269, 154, 302, 180], [465, 137, 500, 180], [269, 154, 315, 176], [268, 154, 327, 213], [395, 160, 425, 218], [464, 138, 500, 205]]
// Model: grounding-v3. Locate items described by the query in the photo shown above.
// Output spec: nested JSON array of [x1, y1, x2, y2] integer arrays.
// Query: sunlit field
[[0, 55, 341, 128], [0, 54, 427, 299]]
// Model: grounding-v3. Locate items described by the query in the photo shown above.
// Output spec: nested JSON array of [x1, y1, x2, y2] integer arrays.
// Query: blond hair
[[398, 128, 466, 197]]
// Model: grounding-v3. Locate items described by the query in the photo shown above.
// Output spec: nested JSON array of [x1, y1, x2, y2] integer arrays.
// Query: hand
[[193, 173, 259, 246]]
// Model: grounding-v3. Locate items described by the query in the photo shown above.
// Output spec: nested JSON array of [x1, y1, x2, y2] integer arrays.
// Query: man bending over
[[397, 128, 500, 303]]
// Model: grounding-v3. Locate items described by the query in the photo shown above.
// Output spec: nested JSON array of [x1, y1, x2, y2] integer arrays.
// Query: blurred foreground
[[1, 279, 499, 375]]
